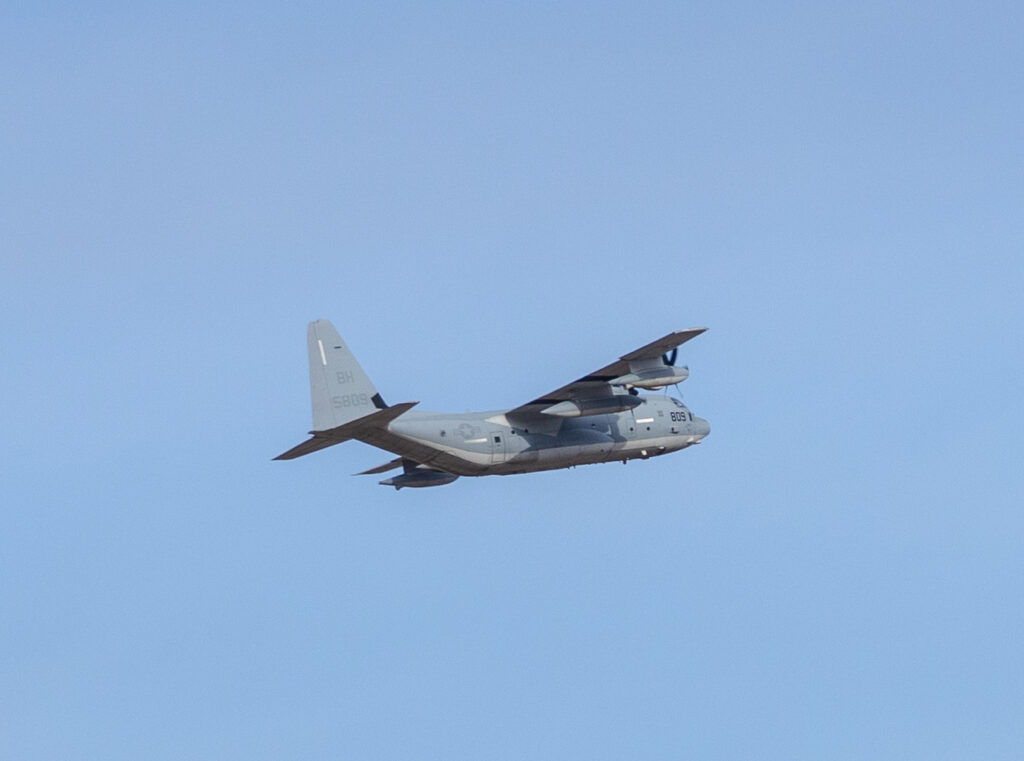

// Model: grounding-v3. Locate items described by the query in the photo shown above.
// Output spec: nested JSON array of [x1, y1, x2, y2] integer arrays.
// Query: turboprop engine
[[379, 470, 459, 490], [611, 365, 689, 390], [540, 395, 643, 418], [611, 347, 690, 390]]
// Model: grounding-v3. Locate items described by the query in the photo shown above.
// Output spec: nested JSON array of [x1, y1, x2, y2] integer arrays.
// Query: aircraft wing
[[506, 328, 707, 419]]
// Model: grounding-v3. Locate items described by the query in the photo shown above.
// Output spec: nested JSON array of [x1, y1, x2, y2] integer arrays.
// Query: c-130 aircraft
[[275, 320, 710, 489]]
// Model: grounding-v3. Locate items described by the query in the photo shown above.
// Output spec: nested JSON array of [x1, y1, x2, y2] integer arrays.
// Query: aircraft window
[[440, 430, 446, 437], [494, 435, 501, 443]]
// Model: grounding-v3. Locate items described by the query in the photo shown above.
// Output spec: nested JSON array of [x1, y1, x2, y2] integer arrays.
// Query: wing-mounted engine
[[610, 353, 689, 391], [540, 394, 642, 418], [506, 327, 707, 420]]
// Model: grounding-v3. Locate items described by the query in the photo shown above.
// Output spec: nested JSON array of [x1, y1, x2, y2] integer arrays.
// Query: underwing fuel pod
[[275, 320, 709, 489]]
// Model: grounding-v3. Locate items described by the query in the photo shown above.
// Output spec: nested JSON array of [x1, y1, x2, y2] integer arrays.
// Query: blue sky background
[[3, 2, 1023, 759]]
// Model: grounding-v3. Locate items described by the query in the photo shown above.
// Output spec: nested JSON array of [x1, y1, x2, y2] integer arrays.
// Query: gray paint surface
[[276, 320, 709, 488]]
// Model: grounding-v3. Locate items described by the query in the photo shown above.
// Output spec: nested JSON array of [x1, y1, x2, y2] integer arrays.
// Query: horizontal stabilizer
[[354, 457, 404, 476], [274, 402, 417, 460]]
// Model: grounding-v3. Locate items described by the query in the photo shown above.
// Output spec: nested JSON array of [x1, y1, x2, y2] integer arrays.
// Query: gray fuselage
[[383, 395, 710, 477], [274, 319, 711, 488]]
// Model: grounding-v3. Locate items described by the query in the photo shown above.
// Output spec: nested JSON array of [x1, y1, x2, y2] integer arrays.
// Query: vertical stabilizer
[[307, 320, 386, 431]]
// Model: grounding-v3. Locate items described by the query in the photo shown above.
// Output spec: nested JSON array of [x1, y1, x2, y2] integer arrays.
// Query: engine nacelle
[[379, 470, 459, 490], [540, 395, 643, 418], [611, 366, 689, 390]]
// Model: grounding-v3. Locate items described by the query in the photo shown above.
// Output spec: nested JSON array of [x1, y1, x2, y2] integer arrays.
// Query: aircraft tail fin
[[306, 319, 387, 431], [273, 319, 414, 461]]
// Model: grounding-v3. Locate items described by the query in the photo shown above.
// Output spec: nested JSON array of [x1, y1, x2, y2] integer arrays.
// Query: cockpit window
[[671, 398, 685, 408]]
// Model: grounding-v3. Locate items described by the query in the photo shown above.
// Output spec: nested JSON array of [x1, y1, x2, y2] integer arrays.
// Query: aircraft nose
[[693, 417, 710, 439]]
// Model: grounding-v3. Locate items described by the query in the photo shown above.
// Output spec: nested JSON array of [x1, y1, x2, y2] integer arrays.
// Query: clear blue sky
[[3, 3, 1022, 759]]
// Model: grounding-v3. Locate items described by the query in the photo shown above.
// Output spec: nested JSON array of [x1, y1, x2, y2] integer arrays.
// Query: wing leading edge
[[506, 328, 707, 419]]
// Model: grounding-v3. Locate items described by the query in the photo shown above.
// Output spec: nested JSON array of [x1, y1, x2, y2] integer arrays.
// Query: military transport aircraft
[[275, 320, 710, 489]]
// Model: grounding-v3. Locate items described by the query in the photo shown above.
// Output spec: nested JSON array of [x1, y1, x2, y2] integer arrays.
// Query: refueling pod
[[379, 469, 460, 490]]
